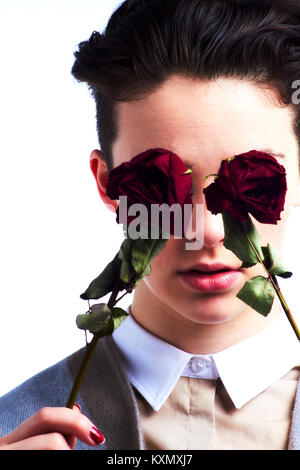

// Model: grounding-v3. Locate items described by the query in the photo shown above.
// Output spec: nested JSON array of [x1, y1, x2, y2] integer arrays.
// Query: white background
[[0, 0, 129, 397], [0, 0, 299, 397]]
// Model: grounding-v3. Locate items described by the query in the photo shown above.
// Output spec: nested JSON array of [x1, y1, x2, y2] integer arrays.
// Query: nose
[[184, 192, 224, 249], [202, 206, 224, 248]]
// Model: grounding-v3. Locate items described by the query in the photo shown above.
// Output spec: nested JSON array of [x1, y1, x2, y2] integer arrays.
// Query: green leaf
[[76, 306, 125, 336], [262, 244, 293, 279], [76, 312, 111, 334], [76, 303, 112, 334], [118, 228, 168, 287], [131, 237, 168, 278], [80, 254, 123, 300], [111, 306, 129, 330], [119, 238, 136, 284], [236, 275, 275, 316], [222, 211, 264, 268], [90, 303, 111, 321], [76, 313, 92, 331], [111, 306, 129, 318], [101, 317, 115, 337], [99, 310, 128, 336]]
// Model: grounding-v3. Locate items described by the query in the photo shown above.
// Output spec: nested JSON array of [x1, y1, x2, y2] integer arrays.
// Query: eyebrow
[[181, 148, 286, 168]]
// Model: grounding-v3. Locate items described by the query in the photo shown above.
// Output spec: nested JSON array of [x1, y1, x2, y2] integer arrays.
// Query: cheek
[[283, 156, 300, 208], [142, 238, 184, 298], [285, 181, 300, 215], [253, 210, 290, 250], [147, 238, 181, 278], [142, 254, 174, 307]]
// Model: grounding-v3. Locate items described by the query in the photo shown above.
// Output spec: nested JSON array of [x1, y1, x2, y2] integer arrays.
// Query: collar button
[[190, 357, 206, 373]]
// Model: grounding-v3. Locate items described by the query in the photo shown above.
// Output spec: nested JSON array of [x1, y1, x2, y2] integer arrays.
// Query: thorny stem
[[244, 229, 300, 341], [65, 277, 122, 409]]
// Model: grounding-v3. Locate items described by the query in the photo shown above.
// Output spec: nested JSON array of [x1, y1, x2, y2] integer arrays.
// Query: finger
[[0, 432, 72, 451], [0, 406, 105, 448], [65, 404, 81, 450]]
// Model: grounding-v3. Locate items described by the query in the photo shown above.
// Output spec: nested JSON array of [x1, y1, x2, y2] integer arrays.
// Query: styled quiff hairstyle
[[71, 0, 300, 172]]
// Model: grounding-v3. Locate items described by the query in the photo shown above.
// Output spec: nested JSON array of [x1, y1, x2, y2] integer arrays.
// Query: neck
[[130, 280, 281, 354]]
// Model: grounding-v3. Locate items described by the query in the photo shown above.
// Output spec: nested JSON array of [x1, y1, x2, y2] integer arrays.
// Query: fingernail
[[89, 426, 105, 445], [73, 403, 81, 412]]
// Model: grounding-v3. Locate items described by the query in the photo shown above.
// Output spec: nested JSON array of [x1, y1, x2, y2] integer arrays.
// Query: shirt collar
[[112, 308, 300, 411]]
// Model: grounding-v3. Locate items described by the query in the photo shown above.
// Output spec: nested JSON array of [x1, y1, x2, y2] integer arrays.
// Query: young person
[[0, 0, 300, 450]]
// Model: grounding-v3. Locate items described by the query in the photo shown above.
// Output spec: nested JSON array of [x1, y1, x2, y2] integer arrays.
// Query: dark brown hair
[[71, 0, 300, 171]]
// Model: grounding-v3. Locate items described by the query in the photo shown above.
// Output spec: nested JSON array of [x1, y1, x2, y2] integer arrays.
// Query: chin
[[144, 276, 248, 325], [177, 295, 248, 325]]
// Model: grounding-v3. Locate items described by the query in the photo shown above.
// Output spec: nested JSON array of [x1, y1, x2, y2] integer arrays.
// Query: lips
[[178, 263, 241, 292], [186, 263, 237, 273]]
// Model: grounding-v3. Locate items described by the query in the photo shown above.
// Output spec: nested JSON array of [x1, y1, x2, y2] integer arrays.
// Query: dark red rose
[[106, 148, 193, 235], [203, 150, 287, 224]]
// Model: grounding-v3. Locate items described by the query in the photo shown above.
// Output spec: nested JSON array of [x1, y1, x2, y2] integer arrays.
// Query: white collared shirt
[[112, 308, 300, 411]]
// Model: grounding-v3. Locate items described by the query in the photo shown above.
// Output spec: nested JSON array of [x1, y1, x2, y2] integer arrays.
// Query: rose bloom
[[203, 150, 287, 224], [106, 148, 193, 235], [90, 75, 300, 354]]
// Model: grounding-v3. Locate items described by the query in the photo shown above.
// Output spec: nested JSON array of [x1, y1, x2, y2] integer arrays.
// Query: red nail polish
[[89, 426, 105, 445], [73, 403, 81, 412]]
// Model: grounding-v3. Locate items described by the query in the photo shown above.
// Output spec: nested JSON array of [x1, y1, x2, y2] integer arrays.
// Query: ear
[[90, 149, 118, 213]]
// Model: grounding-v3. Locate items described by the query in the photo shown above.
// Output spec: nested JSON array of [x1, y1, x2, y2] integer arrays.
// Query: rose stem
[[115, 290, 130, 304], [270, 273, 300, 341], [65, 278, 121, 409], [245, 233, 300, 341]]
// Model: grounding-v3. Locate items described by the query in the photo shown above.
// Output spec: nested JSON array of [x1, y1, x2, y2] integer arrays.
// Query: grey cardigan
[[0, 336, 299, 450]]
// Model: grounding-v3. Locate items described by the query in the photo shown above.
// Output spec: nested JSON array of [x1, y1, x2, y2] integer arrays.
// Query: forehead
[[112, 75, 298, 168]]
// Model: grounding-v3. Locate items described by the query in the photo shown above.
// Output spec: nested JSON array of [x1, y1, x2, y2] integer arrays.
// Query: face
[[92, 75, 300, 331]]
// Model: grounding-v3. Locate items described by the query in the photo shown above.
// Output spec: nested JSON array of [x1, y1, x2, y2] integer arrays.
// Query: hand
[[0, 405, 105, 450]]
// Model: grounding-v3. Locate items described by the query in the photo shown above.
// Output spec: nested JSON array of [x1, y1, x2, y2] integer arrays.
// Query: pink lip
[[187, 263, 236, 272], [178, 263, 241, 292]]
